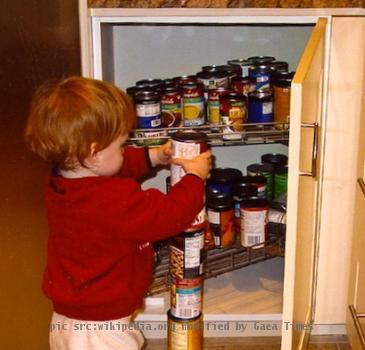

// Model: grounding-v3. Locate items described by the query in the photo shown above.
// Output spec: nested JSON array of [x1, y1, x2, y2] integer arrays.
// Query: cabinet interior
[[96, 19, 315, 327]]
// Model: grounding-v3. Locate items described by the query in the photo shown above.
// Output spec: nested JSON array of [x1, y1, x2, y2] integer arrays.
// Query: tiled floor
[[144, 335, 351, 349]]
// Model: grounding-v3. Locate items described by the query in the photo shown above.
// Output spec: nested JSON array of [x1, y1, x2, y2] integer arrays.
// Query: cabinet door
[[281, 18, 327, 350]]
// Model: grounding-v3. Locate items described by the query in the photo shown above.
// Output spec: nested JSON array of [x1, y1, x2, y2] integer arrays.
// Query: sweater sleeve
[[111, 174, 205, 242], [118, 146, 152, 180]]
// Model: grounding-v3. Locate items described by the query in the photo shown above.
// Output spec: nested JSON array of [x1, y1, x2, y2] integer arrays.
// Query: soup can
[[206, 167, 242, 195], [247, 90, 273, 123], [237, 175, 267, 199], [196, 70, 229, 91], [240, 197, 269, 248], [206, 195, 235, 248], [219, 92, 246, 140], [202, 64, 242, 84], [182, 82, 206, 127], [246, 163, 274, 200], [169, 228, 204, 279], [168, 311, 203, 350], [248, 65, 272, 91], [231, 76, 255, 97], [227, 58, 253, 77], [170, 276, 202, 319], [173, 75, 198, 87], [207, 87, 231, 126], [160, 86, 183, 127]]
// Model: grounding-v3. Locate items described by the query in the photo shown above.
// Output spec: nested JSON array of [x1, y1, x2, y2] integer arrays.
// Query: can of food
[[167, 310, 203, 350], [248, 65, 272, 91], [247, 163, 274, 200], [227, 58, 253, 77], [126, 85, 153, 98], [261, 153, 288, 169], [247, 90, 273, 123], [206, 195, 235, 248], [169, 228, 204, 279], [219, 92, 246, 140], [133, 90, 166, 146], [240, 197, 269, 248], [268, 61, 289, 73], [196, 70, 229, 91], [173, 75, 198, 87], [231, 76, 255, 97], [274, 165, 288, 199], [202, 64, 242, 84], [182, 82, 206, 127], [207, 87, 231, 126], [237, 175, 267, 199], [247, 56, 276, 64], [206, 167, 242, 195], [273, 71, 294, 129], [231, 182, 258, 234], [160, 86, 183, 127], [170, 276, 202, 319], [136, 78, 165, 90]]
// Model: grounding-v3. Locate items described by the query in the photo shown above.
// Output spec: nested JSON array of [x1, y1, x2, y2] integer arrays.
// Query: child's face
[[91, 134, 128, 176]]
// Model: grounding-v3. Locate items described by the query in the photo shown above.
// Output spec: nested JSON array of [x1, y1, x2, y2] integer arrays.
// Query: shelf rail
[[349, 304, 365, 349]]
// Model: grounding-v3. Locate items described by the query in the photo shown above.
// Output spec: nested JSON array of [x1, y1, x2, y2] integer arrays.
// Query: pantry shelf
[[128, 122, 289, 147], [148, 233, 285, 296]]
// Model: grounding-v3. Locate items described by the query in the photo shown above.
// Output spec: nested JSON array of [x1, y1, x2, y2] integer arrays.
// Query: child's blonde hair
[[25, 76, 136, 170]]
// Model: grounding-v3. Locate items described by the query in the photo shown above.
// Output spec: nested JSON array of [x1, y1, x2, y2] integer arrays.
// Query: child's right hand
[[171, 150, 213, 181]]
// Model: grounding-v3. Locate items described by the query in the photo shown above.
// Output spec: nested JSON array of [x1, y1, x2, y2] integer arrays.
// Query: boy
[[25, 76, 211, 349]]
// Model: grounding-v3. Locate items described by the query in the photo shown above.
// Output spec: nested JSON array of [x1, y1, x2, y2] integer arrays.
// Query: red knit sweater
[[43, 147, 204, 321]]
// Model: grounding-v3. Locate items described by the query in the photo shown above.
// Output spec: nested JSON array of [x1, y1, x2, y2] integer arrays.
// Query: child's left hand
[[149, 141, 172, 167]]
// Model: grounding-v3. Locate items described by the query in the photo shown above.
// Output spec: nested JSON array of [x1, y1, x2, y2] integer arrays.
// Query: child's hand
[[171, 150, 213, 181], [148, 141, 172, 167]]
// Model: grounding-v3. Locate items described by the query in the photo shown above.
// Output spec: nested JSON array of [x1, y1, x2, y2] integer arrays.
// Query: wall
[[0, 1, 80, 349]]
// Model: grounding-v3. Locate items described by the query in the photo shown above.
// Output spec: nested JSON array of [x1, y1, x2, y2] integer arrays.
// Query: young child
[[25, 76, 212, 350]]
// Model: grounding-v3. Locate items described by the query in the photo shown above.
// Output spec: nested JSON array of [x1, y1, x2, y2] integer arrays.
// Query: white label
[[240, 208, 267, 247], [185, 235, 203, 268], [207, 209, 220, 225], [136, 103, 160, 116], [174, 287, 201, 319], [263, 102, 273, 115]]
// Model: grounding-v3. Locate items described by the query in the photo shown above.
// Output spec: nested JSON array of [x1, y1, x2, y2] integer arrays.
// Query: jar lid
[[136, 78, 164, 89], [249, 64, 272, 73], [171, 130, 207, 143], [267, 61, 289, 72], [241, 197, 269, 208], [126, 85, 154, 97], [247, 56, 276, 64], [261, 153, 288, 167], [172, 75, 198, 86], [134, 90, 161, 102], [247, 163, 274, 174], [206, 196, 234, 211], [209, 167, 243, 183], [231, 183, 258, 199]]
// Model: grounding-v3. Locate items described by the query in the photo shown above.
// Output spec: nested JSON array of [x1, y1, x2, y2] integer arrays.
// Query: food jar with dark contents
[[196, 70, 229, 91], [231, 76, 255, 97], [236, 175, 267, 199], [231, 182, 258, 234], [133, 90, 166, 146], [173, 75, 198, 87], [206, 195, 235, 248], [171, 131, 208, 231], [182, 82, 206, 127], [247, 90, 273, 124], [247, 163, 274, 200], [240, 197, 269, 248], [170, 276, 202, 320], [167, 310, 203, 350], [273, 71, 295, 129], [248, 56, 276, 64], [160, 86, 182, 127], [219, 92, 246, 140], [274, 165, 288, 199], [169, 228, 204, 279], [261, 153, 288, 169], [136, 78, 165, 90], [207, 87, 231, 127], [267, 61, 289, 73], [227, 58, 253, 77], [248, 65, 272, 91], [207, 167, 242, 195]]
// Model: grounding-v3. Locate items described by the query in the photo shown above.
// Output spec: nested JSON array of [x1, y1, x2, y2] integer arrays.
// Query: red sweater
[[43, 147, 204, 321]]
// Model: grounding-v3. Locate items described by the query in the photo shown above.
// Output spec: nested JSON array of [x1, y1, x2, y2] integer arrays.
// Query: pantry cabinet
[[78, 3, 365, 348]]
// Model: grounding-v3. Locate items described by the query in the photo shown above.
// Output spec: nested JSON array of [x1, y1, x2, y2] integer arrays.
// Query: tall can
[[171, 131, 208, 231], [207, 87, 230, 127], [227, 58, 253, 77], [247, 90, 274, 123], [160, 86, 183, 127], [182, 82, 206, 127], [246, 163, 274, 200], [248, 65, 272, 91], [231, 76, 255, 97]]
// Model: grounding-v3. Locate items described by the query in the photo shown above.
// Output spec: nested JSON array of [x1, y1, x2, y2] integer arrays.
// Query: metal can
[[182, 82, 206, 127], [247, 56, 276, 64], [240, 197, 269, 248], [231, 76, 255, 97], [202, 64, 242, 84], [167, 311, 203, 350], [170, 277, 202, 319], [133, 90, 166, 146], [227, 58, 253, 77], [160, 86, 182, 127], [247, 90, 273, 123], [219, 92, 246, 140], [274, 165, 288, 199], [246, 163, 274, 200], [136, 78, 165, 90], [173, 75, 198, 87], [206, 195, 235, 248], [248, 65, 272, 91], [207, 87, 230, 126], [169, 228, 205, 279], [196, 70, 229, 91], [236, 175, 267, 200], [261, 153, 288, 169], [206, 167, 242, 195], [268, 61, 289, 73]]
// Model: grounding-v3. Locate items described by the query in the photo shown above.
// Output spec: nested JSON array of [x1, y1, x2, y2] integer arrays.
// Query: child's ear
[[88, 142, 99, 162]]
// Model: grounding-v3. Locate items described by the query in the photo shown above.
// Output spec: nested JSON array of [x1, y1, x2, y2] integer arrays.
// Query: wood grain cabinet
[[78, 3, 365, 348]]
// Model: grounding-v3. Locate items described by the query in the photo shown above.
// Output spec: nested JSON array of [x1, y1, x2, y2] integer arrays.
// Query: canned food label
[[168, 317, 202, 349], [136, 102, 160, 117], [240, 208, 268, 247], [198, 77, 228, 90], [137, 115, 161, 129], [207, 209, 220, 224], [183, 98, 205, 127], [185, 235, 204, 268], [208, 209, 235, 247], [263, 102, 273, 115], [172, 286, 201, 319]]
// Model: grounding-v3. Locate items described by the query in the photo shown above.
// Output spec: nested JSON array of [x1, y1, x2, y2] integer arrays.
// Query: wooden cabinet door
[[281, 18, 327, 350]]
